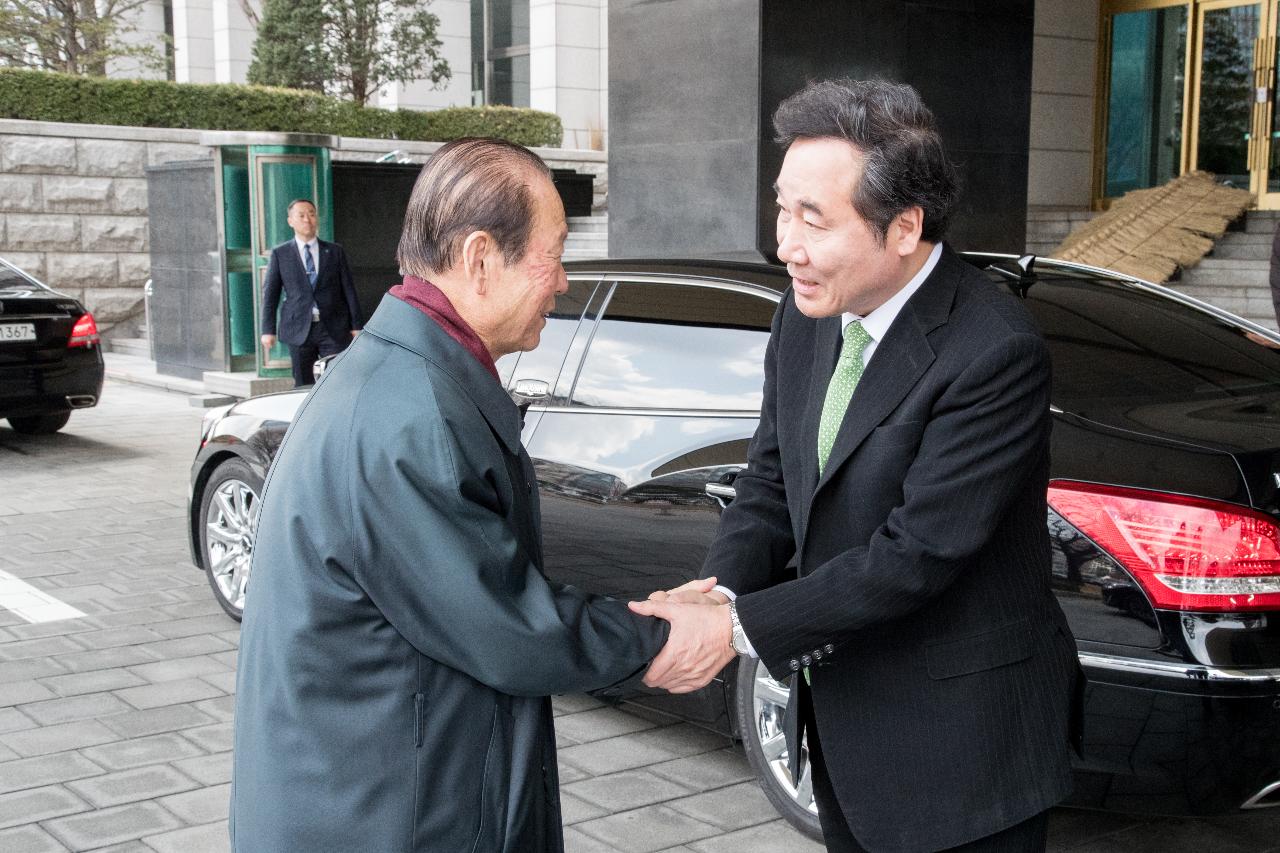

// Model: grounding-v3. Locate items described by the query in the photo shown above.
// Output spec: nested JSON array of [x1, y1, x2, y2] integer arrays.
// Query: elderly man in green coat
[[231, 138, 679, 852]]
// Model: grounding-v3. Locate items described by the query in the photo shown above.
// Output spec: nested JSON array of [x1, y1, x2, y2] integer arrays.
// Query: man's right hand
[[261, 334, 277, 350]]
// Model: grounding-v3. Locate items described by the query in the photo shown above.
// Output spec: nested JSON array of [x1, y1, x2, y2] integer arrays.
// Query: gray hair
[[773, 79, 959, 245], [397, 137, 553, 276]]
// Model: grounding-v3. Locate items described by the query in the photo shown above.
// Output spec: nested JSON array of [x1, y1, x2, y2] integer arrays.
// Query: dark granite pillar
[[610, 0, 1035, 259]]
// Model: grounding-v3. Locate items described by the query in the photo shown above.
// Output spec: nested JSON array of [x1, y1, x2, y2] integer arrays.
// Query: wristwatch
[[727, 602, 750, 655]]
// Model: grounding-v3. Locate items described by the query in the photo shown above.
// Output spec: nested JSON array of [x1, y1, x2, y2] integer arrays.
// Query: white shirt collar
[[841, 241, 943, 345], [295, 236, 318, 256]]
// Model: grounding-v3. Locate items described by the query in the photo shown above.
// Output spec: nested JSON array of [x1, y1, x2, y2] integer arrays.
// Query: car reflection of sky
[[536, 415, 658, 468], [571, 325, 767, 411], [530, 414, 756, 488]]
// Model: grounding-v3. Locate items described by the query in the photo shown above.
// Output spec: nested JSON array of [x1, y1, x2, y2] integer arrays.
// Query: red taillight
[[68, 313, 99, 348], [1048, 481, 1280, 612]]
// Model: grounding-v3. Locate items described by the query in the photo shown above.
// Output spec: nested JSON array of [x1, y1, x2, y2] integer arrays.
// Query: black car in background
[[188, 254, 1280, 838], [0, 256, 103, 434]]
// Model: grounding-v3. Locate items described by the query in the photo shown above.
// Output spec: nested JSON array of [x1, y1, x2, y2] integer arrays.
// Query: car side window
[[570, 280, 776, 410], [505, 277, 599, 393]]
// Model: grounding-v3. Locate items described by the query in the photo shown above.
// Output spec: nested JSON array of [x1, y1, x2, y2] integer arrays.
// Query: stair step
[[108, 337, 150, 358], [567, 216, 608, 233], [1216, 230, 1274, 244], [202, 370, 293, 398], [1246, 216, 1280, 233], [1183, 274, 1270, 289], [1191, 258, 1268, 270], [1208, 244, 1271, 260]]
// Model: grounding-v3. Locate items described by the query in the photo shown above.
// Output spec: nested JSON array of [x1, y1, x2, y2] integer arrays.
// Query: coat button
[[824, 644, 834, 654], [813, 649, 823, 660], [801, 654, 812, 667], [789, 659, 800, 671]]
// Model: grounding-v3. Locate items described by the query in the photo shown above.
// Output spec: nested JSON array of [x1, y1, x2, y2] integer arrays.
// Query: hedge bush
[[0, 68, 563, 147]]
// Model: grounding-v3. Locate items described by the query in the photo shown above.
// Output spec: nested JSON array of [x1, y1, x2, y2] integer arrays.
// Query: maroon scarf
[[389, 275, 499, 381]]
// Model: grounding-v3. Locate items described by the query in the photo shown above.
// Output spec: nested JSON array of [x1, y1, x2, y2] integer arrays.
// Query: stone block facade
[[0, 119, 607, 340]]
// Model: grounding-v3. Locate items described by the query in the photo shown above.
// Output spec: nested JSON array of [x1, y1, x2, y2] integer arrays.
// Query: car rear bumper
[[1069, 652, 1280, 814], [0, 353, 104, 418]]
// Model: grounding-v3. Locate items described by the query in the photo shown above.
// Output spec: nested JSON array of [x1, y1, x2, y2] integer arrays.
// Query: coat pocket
[[925, 620, 1034, 680], [471, 704, 513, 853]]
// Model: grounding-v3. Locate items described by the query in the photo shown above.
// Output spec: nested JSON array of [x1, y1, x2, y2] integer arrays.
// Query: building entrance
[[1099, 0, 1280, 208]]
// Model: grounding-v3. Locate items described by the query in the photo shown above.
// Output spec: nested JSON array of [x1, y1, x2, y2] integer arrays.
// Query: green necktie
[[806, 321, 871, 686], [817, 321, 873, 476]]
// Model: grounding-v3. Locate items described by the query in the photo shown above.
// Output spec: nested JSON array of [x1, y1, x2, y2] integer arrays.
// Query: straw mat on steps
[[1051, 171, 1253, 283]]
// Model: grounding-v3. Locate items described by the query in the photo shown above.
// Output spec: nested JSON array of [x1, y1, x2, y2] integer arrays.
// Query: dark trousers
[[289, 321, 344, 388], [802, 686, 1050, 853]]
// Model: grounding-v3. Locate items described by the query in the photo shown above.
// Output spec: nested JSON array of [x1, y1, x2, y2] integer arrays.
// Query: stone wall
[[0, 118, 607, 339]]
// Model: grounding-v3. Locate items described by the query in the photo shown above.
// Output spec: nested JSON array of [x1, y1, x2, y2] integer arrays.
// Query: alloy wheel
[[204, 477, 259, 613]]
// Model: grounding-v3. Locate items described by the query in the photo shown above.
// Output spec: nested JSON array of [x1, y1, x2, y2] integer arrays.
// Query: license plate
[[0, 323, 35, 343]]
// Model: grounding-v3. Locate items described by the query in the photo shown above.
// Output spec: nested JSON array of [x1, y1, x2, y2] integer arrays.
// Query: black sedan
[[0, 256, 104, 434], [188, 254, 1280, 837]]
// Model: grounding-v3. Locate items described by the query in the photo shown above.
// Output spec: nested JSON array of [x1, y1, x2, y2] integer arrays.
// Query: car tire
[[734, 655, 823, 841], [7, 411, 71, 434], [199, 457, 262, 621]]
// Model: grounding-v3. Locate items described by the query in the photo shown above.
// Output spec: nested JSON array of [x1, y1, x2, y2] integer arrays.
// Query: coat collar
[[362, 293, 522, 456], [805, 244, 963, 498]]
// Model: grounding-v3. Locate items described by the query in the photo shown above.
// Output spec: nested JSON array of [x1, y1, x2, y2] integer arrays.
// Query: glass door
[[247, 145, 333, 378], [1101, 1, 1191, 198], [1190, 0, 1265, 188]]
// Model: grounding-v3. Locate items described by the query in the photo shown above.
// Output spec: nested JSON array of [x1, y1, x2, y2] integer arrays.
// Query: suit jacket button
[[824, 644, 835, 654], [789, 659, 799, 671], [801, 654, 812, 667]]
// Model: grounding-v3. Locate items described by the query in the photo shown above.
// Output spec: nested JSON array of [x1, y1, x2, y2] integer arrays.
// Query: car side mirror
[[511, 378, 551, 405]]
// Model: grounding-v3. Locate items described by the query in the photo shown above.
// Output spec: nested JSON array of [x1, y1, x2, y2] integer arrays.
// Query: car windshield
[[0, 262, 45, 294]]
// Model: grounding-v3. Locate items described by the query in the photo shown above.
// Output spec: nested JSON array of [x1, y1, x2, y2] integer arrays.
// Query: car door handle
[[705, 483, 737, 501]]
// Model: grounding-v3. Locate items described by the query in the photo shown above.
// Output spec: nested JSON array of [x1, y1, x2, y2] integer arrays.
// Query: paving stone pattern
[[0, 381, 1278, 851]]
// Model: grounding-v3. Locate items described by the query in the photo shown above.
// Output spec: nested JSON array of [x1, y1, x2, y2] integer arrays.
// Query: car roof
[[562, 258, 791, 291]]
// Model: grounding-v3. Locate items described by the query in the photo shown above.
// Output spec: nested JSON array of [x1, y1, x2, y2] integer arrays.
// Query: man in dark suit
[[232, 139, 673, 852], [259, 198, 363, 387], [631, 80, 1080, 852]]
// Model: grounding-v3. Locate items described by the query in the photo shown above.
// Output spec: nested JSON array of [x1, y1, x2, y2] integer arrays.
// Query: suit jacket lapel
[[796, 314, 840, 548], [811, 245, 962, 497], [317, 242, 332, 290]]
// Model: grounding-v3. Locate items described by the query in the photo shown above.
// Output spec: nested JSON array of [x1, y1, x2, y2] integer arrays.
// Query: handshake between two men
[[628, 577, 739, 694]]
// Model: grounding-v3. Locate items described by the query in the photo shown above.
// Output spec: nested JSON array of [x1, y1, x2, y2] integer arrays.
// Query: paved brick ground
[[0, 379, 1277, 852]]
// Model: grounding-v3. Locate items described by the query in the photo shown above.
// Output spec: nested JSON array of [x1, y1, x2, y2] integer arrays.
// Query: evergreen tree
[[246, 0, 327, 92], [247, 0, 449, 106]]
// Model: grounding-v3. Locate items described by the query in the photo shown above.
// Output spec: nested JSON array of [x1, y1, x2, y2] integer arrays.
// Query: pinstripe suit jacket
[[704, 246, 1077, 851]]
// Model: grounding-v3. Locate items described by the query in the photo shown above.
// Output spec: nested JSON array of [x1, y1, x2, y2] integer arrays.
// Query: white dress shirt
[[715, 242, 943, 657]]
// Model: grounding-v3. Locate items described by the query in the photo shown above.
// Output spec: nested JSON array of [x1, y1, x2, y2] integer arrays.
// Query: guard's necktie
[[817, 320, 873, 476], [304, 243, 317, 288]]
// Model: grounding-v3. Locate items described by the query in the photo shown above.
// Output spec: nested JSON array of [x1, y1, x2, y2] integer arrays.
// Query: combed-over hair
[[774, 79, 960, 244], [397, 137, 552, 276]]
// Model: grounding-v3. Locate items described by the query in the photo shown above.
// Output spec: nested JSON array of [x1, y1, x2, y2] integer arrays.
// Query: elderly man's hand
[[261, 334, 277, 350], [627, 598, 737, 693], [646, 577, 728, 606]]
